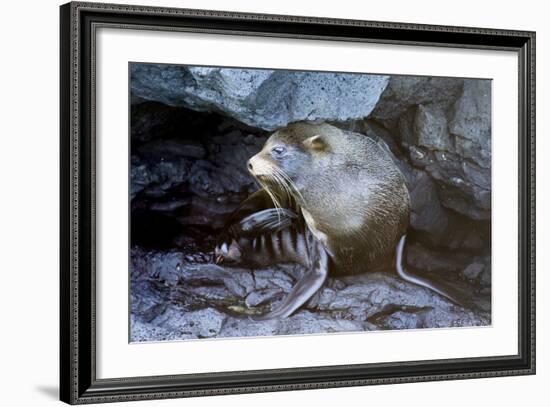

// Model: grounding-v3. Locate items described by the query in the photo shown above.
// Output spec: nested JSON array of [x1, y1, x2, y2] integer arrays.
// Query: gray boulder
[[372, 76, 491, 220], [450, 80, 492, 169], [131, 64, 389, 130], [371, 76, 464, 123]]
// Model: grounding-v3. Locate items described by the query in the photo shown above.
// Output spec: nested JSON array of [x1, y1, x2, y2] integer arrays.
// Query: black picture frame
[[60, 1, 536, 404]]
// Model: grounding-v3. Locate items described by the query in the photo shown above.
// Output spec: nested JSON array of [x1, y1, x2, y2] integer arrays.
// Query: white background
[[0, 0, 546, 406]]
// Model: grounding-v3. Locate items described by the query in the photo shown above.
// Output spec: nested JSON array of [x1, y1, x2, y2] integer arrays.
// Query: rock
[[130, 248, 490, 341], [323, 273, 488, 327], [252, 268, 296, 291], [137, 139, 206, 160], [371, 76, 464, 123], [370, 76, 491, 221], [130, 155, 190, 200], [130, 315, 184, 342], [130, 122, 268, 239], [190, 130, 266, 198], [461, 256, 491, 289], [462, 262, 485, 280], [131, 102, 185, 143], [414, 104, 453, 151], [182, 264, 256, 297], [217, 317, 281, 338], [149, 198, 191, 212], [218, 311, 367, 339], [450, 80, 492, 168], [245, 288, 283, 308], [306, 287, 338, 309], [275, 312, 365, 335], [373, 305, 486, 330], [131, 64, 390, 130], [359, 123, 489, 250], [374, 310, 426, 330], [405, 242, 468, 273], [479, 265, 491, 289], [151, 307, 227, 338], [130, 279, 168, 319], [407, 169, 450, 243], [131, 248, 186, 285], [131, 126, 265, 202]]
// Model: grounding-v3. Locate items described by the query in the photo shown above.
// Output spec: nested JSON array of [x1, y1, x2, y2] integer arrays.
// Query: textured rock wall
[[131, 64, 389, 130], [371, 76, 491, 221], [129, 64, 492, 341]]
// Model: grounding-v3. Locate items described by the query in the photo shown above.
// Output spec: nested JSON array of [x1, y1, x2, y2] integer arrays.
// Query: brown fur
[[248, 122, 411, 275]]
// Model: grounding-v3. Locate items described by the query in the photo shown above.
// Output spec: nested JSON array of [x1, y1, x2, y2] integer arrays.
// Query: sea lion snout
[[247, 155, 269, 178], [247, 156, 258, 175]]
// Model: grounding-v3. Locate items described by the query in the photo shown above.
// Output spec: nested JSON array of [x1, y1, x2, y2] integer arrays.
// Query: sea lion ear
[[303, 134, 327, 151]]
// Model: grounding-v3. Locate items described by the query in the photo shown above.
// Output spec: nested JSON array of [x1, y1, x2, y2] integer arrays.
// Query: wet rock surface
[[129, 66, 492, 341]]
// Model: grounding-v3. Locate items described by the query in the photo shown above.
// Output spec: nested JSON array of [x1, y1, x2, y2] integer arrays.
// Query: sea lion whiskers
[[270, 168, 293, 205], [272, 165, 305, 207], [257, 178, 284, 224], [250, 158, 301, 226], [249, 160, 286, 224]]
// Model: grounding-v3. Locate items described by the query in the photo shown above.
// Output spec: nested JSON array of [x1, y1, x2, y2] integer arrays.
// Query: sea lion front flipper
[[217, 188, 297, 244], [223, 188, 278, 229], [251, 242, 329, 321], [239, 208, 297, 234]]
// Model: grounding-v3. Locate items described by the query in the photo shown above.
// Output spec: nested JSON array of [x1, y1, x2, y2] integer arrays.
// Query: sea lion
[[215, 122, 457, 319]]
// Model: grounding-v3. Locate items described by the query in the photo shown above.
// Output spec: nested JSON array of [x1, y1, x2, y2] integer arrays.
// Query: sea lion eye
[[271, 145, 287, 158]]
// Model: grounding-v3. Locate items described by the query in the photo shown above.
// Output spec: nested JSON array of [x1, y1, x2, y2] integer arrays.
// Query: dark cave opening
[[130, 101, 268, 254]]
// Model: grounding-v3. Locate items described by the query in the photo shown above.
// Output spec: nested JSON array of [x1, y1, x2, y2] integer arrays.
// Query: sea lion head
[[247, 122, 341, 202]]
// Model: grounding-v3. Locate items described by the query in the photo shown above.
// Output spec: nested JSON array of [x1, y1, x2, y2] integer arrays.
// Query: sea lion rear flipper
[[251, 243, 329, 321], [396, 235, 462, 306]]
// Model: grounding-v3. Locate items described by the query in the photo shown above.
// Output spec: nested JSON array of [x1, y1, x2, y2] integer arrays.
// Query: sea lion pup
[[215, 122, 457, 319]]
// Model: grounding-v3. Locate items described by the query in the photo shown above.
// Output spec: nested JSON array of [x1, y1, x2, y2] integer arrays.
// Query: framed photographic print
[[60, 1, 536, 404]]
